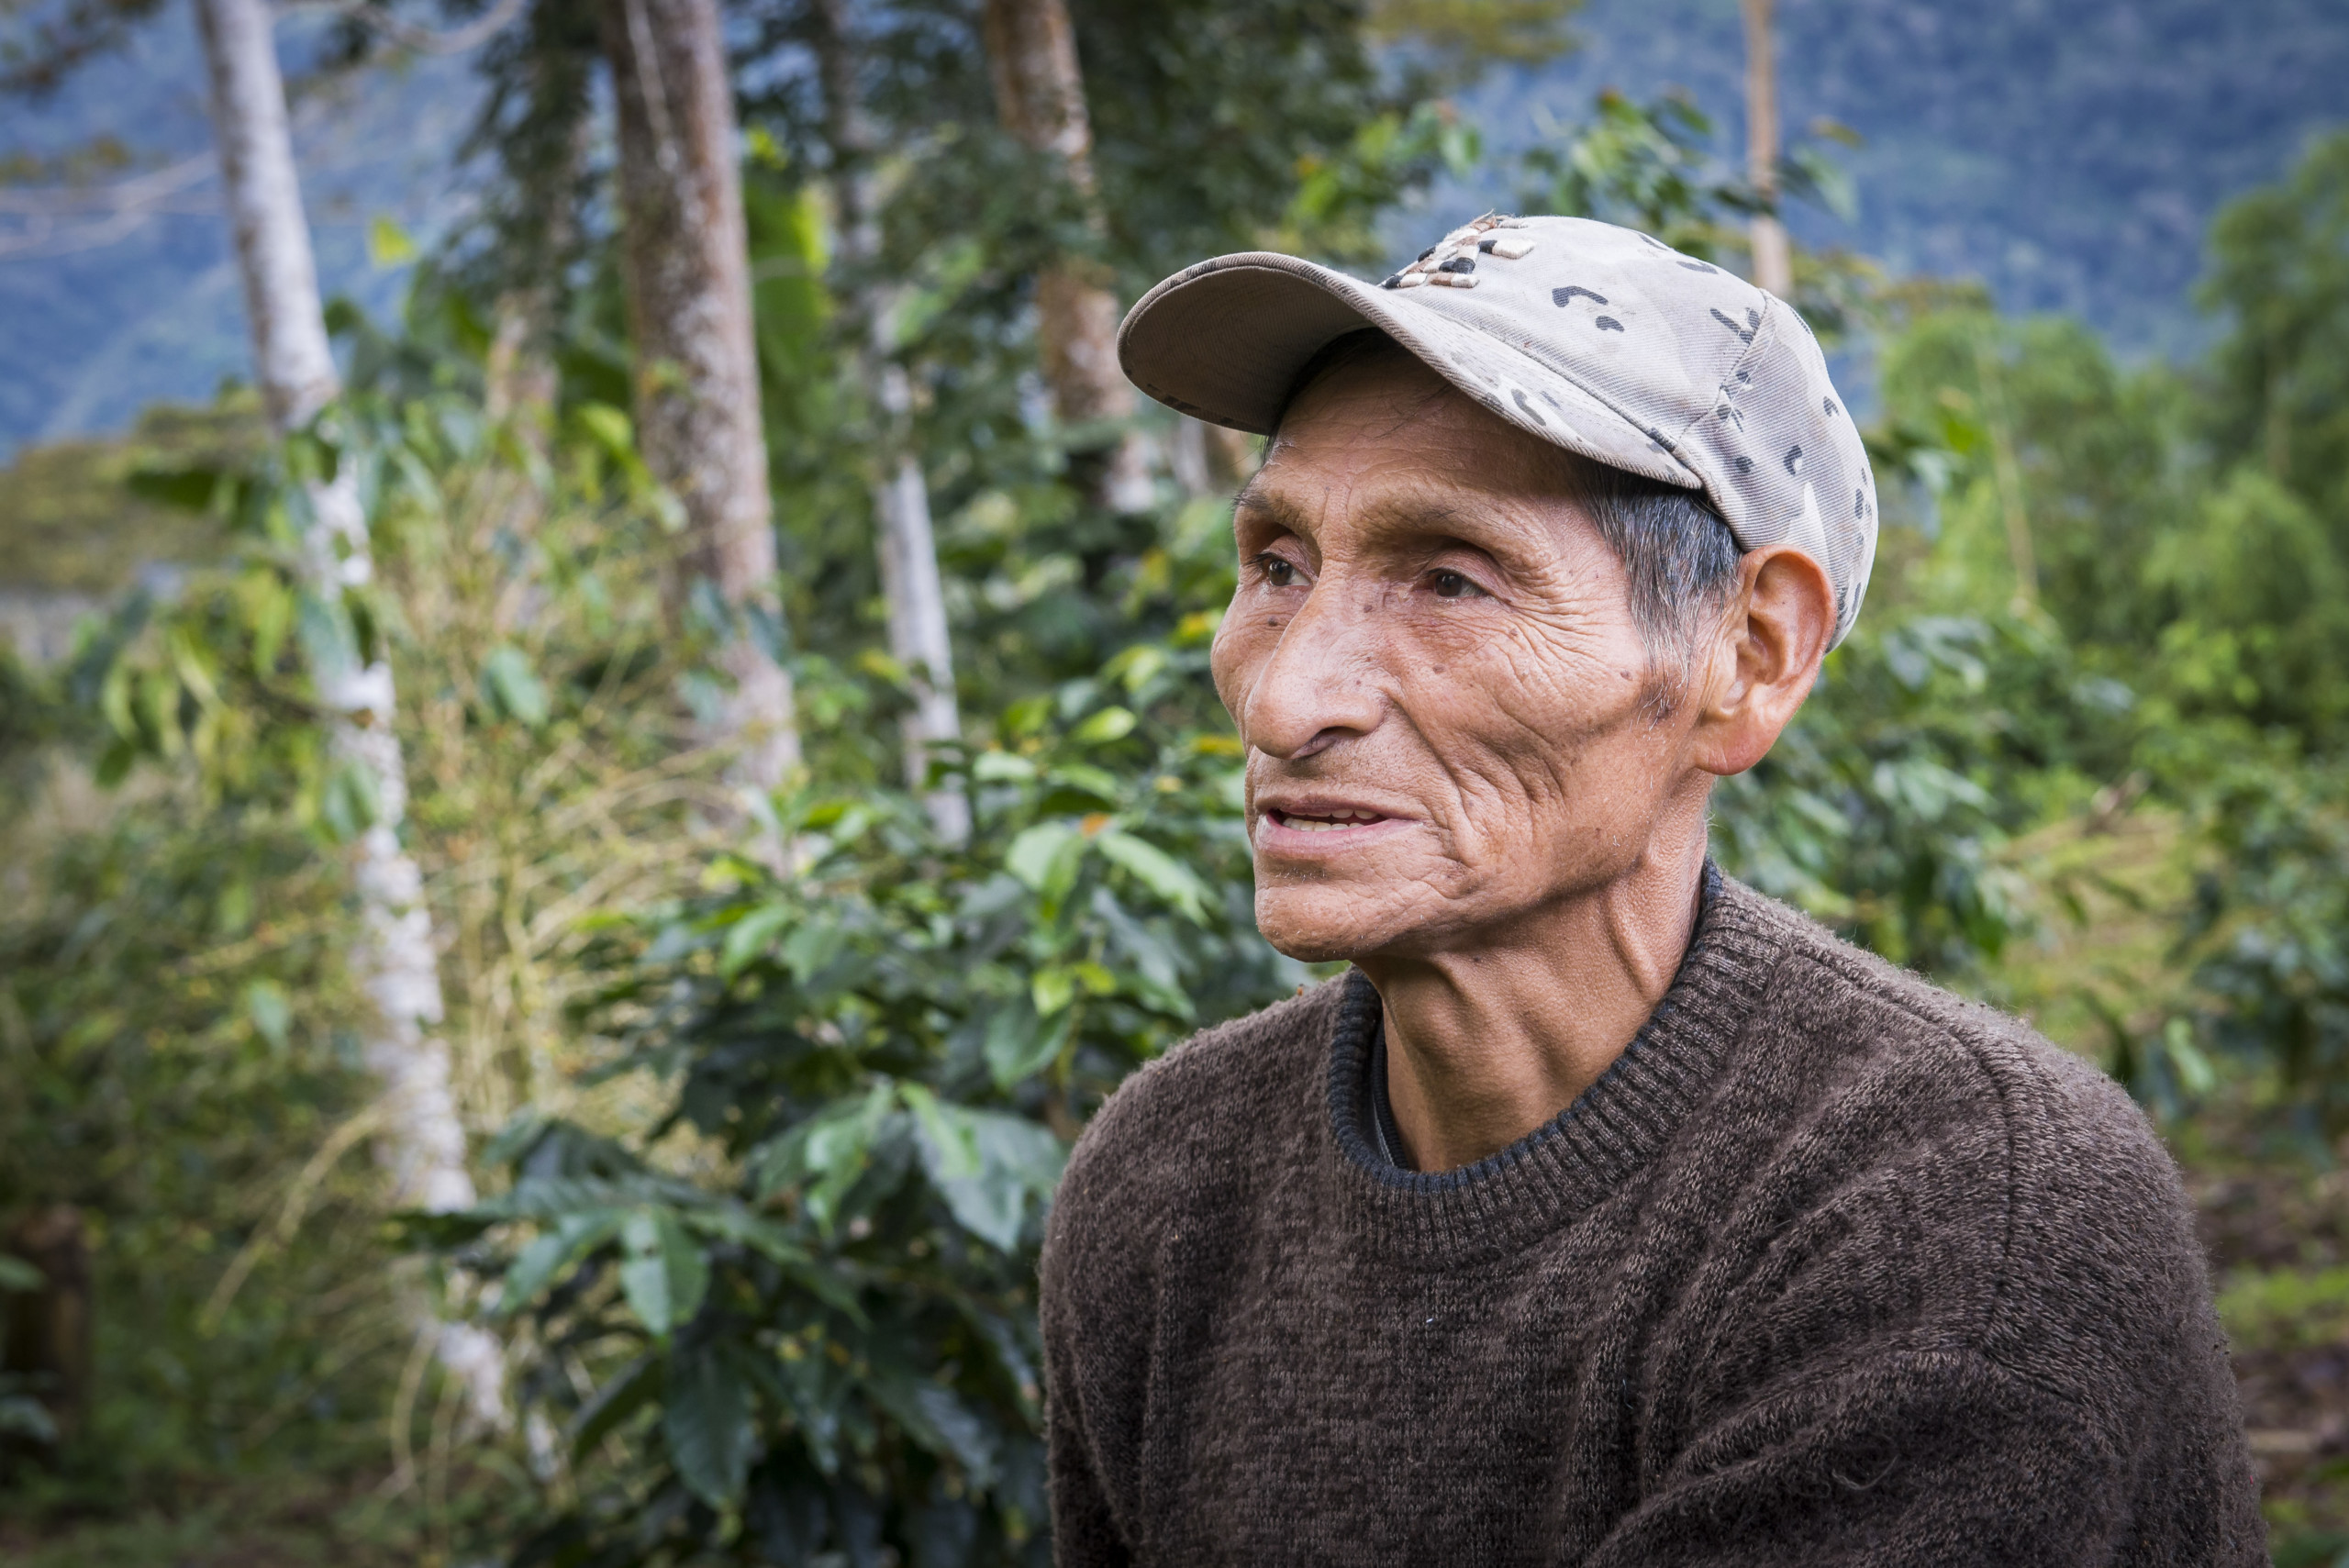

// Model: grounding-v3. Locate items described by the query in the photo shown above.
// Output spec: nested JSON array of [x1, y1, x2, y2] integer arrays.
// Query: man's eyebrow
[[1232, 474, 1308, 532], [1237, 478, 1500, 550]]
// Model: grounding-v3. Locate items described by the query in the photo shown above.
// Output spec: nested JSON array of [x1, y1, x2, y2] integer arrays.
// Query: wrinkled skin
[[1211, 341, 1833, 1170]]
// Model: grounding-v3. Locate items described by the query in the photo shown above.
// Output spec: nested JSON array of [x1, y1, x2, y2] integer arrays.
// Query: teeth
[[1279, 809, 1384, 831]]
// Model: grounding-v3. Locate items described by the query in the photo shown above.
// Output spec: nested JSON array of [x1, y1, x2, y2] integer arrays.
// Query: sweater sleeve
[[1040, 1168, 1129, 1566], [1041, 1339, 1130, 1568], [1037, 1082, 1152, 1568], [1586, 1349, 2156, 1566]]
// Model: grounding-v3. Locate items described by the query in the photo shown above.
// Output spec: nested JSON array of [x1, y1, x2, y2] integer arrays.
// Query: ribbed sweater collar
[[1322, 864, 1787, 1269]]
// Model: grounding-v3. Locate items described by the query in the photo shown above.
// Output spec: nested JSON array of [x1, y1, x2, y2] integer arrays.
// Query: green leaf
[[1070, 706, 1137, 744], [2162, 1017, 2218, 1096], [971, 750, 1038, 784], [681, 1205, 806, 1263], [1102, 642, 1169, 695], [569, 1352, 662, 1462], [1030, 965, 1076, 1018], [1002, 695, 1052, 736], [752, 1083, 897, 1232], [317, 759, 381, 843], [0, 1396, 57, 1445], [367, 214, 418, 266], [1006, 822, 1081, 893], [125, 465, 224, 513], [913, 1383, 1000, 1483], [985, 1001, 1074, 1091], [0, 1254, 44, 1294], [618, 1208, 709, 1338], [244, 980, 291, 1053], [664, 1344, 752, 1507], [1096, 828, 1211, 923], [1093, 886, 1186, 1002], [902, 1084, 982, 1182], [868, 1372, 1000, 1485], [99, 661, 134, 740], [94, 737, 136, 787], [1043, 762, 1124, 805], [911, 1100, 1068, 1251], [780, 916, 848, 982], [496, 1210, 623, 1318], [480, 644, 550, 727], [574, 402, 635, 458], [295, 588, 361, 683], [249, 574, 295, 675], [719, 903, 793, 980]]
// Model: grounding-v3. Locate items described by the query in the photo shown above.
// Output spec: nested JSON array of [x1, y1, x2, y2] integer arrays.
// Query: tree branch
[[273, 0, 527, 57], [0, 153, 217, 259]]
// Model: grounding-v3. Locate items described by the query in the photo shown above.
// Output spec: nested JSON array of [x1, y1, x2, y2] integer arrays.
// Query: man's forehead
[[1243, 357, 1595, 523]]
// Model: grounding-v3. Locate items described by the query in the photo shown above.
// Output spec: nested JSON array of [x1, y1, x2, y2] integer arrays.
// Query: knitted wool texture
[[1041, 874, 2263, 1565]]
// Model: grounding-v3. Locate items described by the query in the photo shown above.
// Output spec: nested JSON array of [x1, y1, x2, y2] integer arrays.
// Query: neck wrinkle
[[1364, 837, 1710, 1171], [1323, 865, 1790, 1271]]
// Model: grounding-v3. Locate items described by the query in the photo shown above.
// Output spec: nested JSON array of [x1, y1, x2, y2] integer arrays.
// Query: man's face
[[1211, 347, 1717, 963]]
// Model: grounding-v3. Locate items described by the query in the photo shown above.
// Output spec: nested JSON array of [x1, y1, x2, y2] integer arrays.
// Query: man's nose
[[1241, 576, 1387, 761]]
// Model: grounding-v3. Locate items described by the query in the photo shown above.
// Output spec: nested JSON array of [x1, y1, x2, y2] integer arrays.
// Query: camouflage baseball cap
[[1117, 213, 1878, 647]]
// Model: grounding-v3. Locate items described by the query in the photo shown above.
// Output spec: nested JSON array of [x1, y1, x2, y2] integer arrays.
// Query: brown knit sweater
[[1040, 873, 2262, 1565]]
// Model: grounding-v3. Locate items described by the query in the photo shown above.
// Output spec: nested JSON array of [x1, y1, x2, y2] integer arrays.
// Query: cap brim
[[1117, 251, 1702, 491]]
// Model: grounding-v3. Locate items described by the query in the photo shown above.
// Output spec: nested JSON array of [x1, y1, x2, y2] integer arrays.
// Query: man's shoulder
[[1723, 880, 2207, 1396], [1743, 880, 2161, 1173], [1049, 976, 1342, 1252]]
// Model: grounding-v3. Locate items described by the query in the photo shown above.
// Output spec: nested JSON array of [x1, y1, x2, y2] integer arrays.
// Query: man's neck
[[1357, 828, 1710, 1173]]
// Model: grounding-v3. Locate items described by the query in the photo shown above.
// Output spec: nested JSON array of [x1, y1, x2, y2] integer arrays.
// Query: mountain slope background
[[1457, 0, 2349, 359], [0, 0, 2343, 458], [0, 13, 477, 459]]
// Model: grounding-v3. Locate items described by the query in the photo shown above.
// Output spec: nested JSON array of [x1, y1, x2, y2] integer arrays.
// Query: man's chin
[[1253, 888, 1410, 966]]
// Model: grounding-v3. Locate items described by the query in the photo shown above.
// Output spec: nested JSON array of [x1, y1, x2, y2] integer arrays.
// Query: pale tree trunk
[[483, 302, 558, 435], [1168, 416, 1258, 498], [1738, 0, 1794, 297], [811, 0, 967, 841], [979, 0, 1154, 515], [600, 0, 797, 790], [192, 0, 505, 1429], [484, 274, 562, 507]]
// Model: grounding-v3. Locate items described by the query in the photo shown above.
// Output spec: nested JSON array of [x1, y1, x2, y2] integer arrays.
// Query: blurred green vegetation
[[0, 402, 256, 594], [0, 11, 2344, 1564]]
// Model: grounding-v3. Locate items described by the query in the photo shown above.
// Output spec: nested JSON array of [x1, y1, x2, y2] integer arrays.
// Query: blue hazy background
[[6, 0, 2348, 458]]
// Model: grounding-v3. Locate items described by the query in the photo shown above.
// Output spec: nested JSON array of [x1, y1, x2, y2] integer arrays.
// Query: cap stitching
[[1665, 286, 1782, 467]]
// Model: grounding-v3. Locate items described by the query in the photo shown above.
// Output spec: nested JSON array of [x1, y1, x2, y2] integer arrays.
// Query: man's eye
[[1259, 555, 1298, 586], [1431, 569, 1485, 599]]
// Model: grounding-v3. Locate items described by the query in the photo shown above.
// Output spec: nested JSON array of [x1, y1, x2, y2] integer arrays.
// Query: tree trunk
[[979, 0, 1153, 514], [193, 0, 505, 1429], [600, 0, 797, 790], [1169, 416, 1258, 498], [1738, 0, 1794, 297], [811, 0, 967, 840]]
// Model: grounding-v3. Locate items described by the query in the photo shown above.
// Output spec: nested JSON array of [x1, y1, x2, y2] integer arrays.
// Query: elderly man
[[1038, 215, 2261, 1565]]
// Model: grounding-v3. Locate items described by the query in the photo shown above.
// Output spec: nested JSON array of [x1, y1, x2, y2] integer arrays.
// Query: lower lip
[[1256, 812, 1412, 852]]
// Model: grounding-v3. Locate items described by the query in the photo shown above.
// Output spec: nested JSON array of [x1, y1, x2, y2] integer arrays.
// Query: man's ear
[[1687, 544, 1836, 778]]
